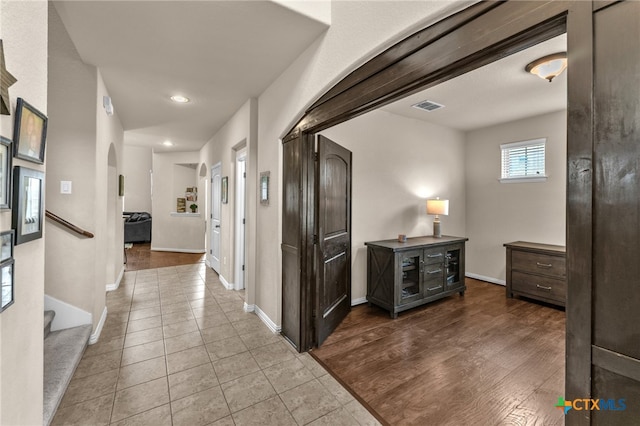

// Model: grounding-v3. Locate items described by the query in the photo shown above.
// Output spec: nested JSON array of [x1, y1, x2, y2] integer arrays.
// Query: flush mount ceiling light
[[525, 52, 567, 82], [163, 140, 174, 146], [170, 95, 190, 103]]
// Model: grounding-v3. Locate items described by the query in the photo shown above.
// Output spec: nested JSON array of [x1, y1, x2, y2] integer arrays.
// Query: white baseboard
[[351, 297, 367, 306], [219, 275, 234, 290], [466, 272, 505, 286], [205, 259, 211, 268], [106, 266, 125, 292], [244, 302, 255, 313], [89, 306, 108, 345], [150, 247, 206, 254], [254, 305, 281, 334], [44, 294, 92, 332]]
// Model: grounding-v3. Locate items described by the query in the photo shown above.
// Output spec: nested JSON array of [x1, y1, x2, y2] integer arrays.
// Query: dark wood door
[[316, 135, 352, 346], [588, 2, 640, 423]]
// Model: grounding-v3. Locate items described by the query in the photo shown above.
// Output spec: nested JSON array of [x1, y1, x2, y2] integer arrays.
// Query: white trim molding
[[255, 305, 281, 334], [351, 297, 367, 306], [243, 302, 255, 313], [219, 275, 234, 290], [106, 266, 125, 292], [466, 272, 506, 286], [205, 259, 211, 268], [44, 294, 92, 332], [89, 307, 108, 345], [150, 247, 206, 254]]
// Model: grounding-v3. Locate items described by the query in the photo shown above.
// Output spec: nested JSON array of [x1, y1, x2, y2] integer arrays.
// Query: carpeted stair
[[43, 310, 92, 426]]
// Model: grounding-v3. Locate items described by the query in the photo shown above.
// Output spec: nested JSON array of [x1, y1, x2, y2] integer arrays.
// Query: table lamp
[[427, 198, 449, 238]]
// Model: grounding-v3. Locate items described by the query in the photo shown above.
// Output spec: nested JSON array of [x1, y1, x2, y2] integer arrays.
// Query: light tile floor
[[52, 264, 381, 426]]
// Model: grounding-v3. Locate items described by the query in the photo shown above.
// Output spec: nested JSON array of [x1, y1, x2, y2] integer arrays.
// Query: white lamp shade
[[427, 198, 449, 216]]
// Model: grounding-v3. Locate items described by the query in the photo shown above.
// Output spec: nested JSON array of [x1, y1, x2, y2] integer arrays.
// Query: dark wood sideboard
[[366, 236, 467, 318], [504, 241, 566, 307]]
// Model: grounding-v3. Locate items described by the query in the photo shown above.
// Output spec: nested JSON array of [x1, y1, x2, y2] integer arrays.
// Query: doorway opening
[[235, 148, 247, 290]]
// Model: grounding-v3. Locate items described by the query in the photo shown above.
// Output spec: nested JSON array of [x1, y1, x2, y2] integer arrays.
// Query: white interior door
[[235, 151, 246, 290], [210, 163, 221, 273]]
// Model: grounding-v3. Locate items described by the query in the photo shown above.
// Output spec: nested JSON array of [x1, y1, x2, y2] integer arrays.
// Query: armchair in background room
[[124, 212, 152, 243]]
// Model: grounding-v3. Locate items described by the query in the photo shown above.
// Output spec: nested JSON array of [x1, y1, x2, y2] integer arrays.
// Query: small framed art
[[13, 98, 47, 164], [0, 230, 14, 262], [0, 136, 12, 209], [12, 166, 45, 245], [0, 259, 14, 313], [260, 171, 270, 206], [221, 176, 228, 204]]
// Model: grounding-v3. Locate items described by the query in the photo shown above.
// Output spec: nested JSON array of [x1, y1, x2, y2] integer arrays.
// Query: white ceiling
[[381, 33, 567, 131], [52, 0, 329, 152]]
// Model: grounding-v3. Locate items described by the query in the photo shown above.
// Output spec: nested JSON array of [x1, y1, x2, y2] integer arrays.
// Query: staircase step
[[43, 324, 92, 426], [44, 310, 56, 339]]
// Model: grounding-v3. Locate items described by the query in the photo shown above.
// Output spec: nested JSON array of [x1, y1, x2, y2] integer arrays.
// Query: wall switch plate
[[60, 181, 72, 194]]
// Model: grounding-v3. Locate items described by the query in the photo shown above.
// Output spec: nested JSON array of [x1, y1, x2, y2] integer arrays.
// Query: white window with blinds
[[500, 138, 547, 183]]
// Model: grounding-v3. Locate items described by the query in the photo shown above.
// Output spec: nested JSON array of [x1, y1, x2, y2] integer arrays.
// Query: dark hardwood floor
[[311, 278, 565, 426], [124, 243, 205, 271]]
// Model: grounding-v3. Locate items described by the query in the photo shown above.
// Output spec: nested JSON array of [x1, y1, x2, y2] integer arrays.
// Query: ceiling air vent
[[411, 100, 445, 112]]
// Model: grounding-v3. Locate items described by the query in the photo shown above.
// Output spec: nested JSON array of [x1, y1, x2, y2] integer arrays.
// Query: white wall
[[123, 145, 152, 213], [256, 1, 472, 325], [320, 110, 466, 302], [0, 1, 48, 424], [465, 110, 566, 283], [199, 98, 257, 304], [151, 151, 205, 252]]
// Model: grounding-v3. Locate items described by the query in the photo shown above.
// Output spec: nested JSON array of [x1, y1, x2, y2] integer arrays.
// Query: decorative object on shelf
[[189, 203, 197, 213], [260, 171, 270, 205], [12, 166, 44, 245], [118, 174, 124, 197], [13, 98, 47, 164], [0, 136, 13, 209], [426, 197, 449, 238], [0, 258, 14, 313], [525, 52, 567, 82], [221, 177, 228, 204], [185, 186, 197, 202], [0, 40, 17, 116], [397, 234, 407, 243], [176, 197, 186, 213]]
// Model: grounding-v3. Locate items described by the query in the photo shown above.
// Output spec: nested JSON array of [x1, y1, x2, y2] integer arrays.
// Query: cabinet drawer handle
[[427, 286, 442, 291], [426, 269, 442, 275], [427, 253, 443, 258], [536, 262, 553, 268], [536, 284, 552, 292]]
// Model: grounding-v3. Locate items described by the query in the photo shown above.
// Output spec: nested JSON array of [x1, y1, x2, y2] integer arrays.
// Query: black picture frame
[[221, 176, 228, 204], [0, 230, 14, 263], [260, 171, 270, 206], [0, 136, 12, 209], [119, 174, 124, 197], [12, 166, 44, 245], [0, 259, 14, 313], [13, 98, 47, 164]]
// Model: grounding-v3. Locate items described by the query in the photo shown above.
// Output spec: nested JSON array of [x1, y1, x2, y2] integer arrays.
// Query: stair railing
[[45, 210, 95, 238]]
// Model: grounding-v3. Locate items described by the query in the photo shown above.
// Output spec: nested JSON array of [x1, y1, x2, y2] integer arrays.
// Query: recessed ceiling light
[[163, 140, 174, 146], [170, 95, 190, 103]]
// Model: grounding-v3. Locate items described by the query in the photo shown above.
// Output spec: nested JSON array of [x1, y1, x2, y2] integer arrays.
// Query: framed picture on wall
[[13, 98, 47, 164], [221, 176, 228, 204], [260, 171, 270, 206], [12, 166, 44, 245], [0, 230, 14, 263], [0, 136, 12, 209], [0, 259, 14, 313]]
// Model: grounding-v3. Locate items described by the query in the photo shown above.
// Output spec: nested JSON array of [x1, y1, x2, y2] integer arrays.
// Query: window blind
[[500, 138, 546, 180]]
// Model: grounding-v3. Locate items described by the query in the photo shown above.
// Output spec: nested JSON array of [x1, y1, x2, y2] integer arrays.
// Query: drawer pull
[[536, 262, 553, 268], [426, 269, 442, 275], [427, 253, 443, 258], [427, 286, 442, 291], [536, 284, 552, 292]]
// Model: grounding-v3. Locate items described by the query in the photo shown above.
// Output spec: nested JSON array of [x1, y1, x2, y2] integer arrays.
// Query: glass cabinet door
[[399, 250, 422, 304], [445, 247, 461, 289]]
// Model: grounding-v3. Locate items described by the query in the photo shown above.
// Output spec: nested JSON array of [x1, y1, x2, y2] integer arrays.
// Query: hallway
[[52, 264, 379, 425]]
